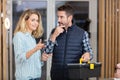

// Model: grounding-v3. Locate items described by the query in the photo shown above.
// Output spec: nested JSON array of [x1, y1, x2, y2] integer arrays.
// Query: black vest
[[51, 24, 85, 80]]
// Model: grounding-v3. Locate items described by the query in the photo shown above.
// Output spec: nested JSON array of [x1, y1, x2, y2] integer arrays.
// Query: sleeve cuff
[[44, 39, 57, 54], [41, 61, 44, 67]]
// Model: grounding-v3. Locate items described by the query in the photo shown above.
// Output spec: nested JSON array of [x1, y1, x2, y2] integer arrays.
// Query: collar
[[25, 32, 32, 36], [67, 23, 75, 30]]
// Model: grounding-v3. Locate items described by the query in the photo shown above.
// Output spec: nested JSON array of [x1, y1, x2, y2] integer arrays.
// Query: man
[[45, 4, 93, 80]]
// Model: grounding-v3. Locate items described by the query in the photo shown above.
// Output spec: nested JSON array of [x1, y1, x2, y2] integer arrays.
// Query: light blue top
[[13, 32, 43, 80]]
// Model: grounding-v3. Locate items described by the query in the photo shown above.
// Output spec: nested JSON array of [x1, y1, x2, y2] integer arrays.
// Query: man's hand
[[81, 52, 90, 62], [50, 26, 65, 42]]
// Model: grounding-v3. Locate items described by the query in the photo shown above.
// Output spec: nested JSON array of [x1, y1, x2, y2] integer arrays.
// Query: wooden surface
[[0, 0, 2, 79], [3, 0, 9, 80], [98, 0, 120, 78], [98, 0, 105, 78]]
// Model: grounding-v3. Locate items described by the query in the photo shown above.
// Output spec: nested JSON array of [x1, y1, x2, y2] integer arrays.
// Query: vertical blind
[[98, 0, 120, 78]]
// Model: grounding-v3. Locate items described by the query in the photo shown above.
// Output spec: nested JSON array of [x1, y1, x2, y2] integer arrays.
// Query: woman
[[13, 9, 48, 80]]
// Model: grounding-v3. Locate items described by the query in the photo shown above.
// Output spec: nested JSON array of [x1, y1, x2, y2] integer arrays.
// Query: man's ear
[[69, 15, 73, 21]]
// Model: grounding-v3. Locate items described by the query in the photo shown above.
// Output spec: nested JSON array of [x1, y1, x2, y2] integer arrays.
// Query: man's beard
[[58, 22, 64, 26]]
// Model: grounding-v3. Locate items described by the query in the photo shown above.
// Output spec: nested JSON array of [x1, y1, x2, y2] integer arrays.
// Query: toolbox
[[67, 59, 102, 80]]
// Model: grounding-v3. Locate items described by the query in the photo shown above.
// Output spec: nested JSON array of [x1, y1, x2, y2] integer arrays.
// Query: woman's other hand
[[41, 52, 52, 61]]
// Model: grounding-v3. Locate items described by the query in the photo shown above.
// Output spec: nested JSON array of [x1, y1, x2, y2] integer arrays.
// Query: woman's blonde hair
[[14, 9, 44, 38]]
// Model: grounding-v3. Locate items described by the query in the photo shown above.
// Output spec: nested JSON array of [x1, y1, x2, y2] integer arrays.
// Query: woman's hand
[[41, 52, 52, 61], [26, 39, 45, 59], [35, 39, 45, 51]]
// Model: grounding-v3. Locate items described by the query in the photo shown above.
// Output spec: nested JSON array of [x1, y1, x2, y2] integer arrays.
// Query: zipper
[[63, 30, 68, 79], [63, 30, 68, 65]]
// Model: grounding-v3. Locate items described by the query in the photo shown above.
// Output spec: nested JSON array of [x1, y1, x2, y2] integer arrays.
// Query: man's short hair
[[57, 4, 74, 16]]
